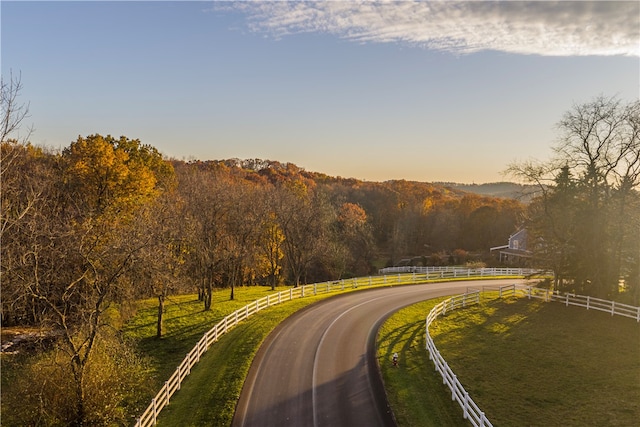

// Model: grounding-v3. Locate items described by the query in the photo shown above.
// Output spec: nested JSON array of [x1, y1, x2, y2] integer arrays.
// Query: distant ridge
[[207, 159, 539, 202], [437, 182, 539, 202]]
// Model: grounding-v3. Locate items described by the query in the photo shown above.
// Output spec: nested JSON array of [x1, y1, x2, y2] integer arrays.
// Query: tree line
[[1, 139, 528, 328]]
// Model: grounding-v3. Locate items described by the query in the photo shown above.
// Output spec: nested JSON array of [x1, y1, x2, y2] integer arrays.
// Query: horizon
[[2, 1, 639, 184]]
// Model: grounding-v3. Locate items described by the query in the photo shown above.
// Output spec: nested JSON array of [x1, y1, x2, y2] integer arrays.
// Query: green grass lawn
[[378, 296, 640, 427], [122, 286, 297, 383]]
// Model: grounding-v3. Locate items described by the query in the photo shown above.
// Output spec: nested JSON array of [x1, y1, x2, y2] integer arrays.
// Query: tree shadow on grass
[[378, 319, 425, 372]]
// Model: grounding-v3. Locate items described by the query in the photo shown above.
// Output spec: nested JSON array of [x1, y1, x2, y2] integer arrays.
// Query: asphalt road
[[232, 279, 526, 427]]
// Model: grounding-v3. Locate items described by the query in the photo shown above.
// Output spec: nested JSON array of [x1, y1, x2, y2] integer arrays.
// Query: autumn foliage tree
[[1, 131, 175, 425], [256, 211, 285, 290]]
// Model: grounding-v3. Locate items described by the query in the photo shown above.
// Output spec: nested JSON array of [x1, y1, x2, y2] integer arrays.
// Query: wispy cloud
[[226, 1, 639, 57]]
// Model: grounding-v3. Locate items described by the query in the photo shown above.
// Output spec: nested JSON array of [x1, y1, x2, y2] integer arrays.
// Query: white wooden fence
[[424, 285, 640, 427], [379, 266, 542, 276], [425, 290, 493, 427], [520, 287, 640, 321], [134, 268, 535, 426]]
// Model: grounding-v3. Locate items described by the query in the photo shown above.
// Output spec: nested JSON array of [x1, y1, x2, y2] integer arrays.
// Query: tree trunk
[[204, 268, 213, 311], [71, 357, 86, 427], [229, 263, 239, 300], [197, 280, 204, 301], [156, 293, 165, 338]]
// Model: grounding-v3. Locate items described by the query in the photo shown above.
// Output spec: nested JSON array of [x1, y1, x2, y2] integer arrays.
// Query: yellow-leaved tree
[[256, 212, 285, 290], [6, 134, 176, 426]]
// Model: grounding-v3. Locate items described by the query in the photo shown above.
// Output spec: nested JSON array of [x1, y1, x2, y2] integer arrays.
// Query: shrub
[[2, 331, 153, 426]]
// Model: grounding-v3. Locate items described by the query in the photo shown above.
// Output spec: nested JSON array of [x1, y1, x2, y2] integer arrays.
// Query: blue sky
[[2, 1, 639, 183]]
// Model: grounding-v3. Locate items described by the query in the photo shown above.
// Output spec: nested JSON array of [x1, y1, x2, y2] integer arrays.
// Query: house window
[[513, 240, 519, 250]]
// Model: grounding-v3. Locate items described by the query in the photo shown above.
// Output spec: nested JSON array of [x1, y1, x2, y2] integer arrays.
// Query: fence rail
[[425, 290, 493, 427], [134, 268, 536, 427], [518, 287, 640, 321], [379, 266, 543, 276], [424, 285, 640, 427]]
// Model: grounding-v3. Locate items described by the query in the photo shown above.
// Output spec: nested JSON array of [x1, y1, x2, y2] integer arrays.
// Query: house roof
[[497, 248, 532, 258]]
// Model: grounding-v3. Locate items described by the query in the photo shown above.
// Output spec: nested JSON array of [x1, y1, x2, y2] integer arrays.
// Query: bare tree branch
[[1, 70, 33, 144]]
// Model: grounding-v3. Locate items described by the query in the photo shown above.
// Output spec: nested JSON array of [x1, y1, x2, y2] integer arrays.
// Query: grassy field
[[122, 286, 299, 384], [378, 296, 640, 427]]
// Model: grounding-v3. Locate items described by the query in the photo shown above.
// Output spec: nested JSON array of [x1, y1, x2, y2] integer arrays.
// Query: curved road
[[233, 279, 526, 427]]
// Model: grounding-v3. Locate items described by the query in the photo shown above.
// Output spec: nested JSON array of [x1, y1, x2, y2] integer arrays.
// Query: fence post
[[152, 398, 157, 424], [165, 381, 169, 405], [463, 391, 469, 419], [611, 300, 615, 316], [176, 365, 181, 391], [566, 293, 569, 306], [451, 374, 457, 400]]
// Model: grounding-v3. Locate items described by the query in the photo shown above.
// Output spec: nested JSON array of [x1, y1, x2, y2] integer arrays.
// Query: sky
[[2, 1, 639, 184]]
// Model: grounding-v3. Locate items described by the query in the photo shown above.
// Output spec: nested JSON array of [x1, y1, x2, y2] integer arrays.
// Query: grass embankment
[[378, 297, 466, 426], [378, 297, 640, 427]]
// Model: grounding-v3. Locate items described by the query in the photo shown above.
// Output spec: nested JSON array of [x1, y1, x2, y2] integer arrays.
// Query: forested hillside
[[2, 144, 526, 329]]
